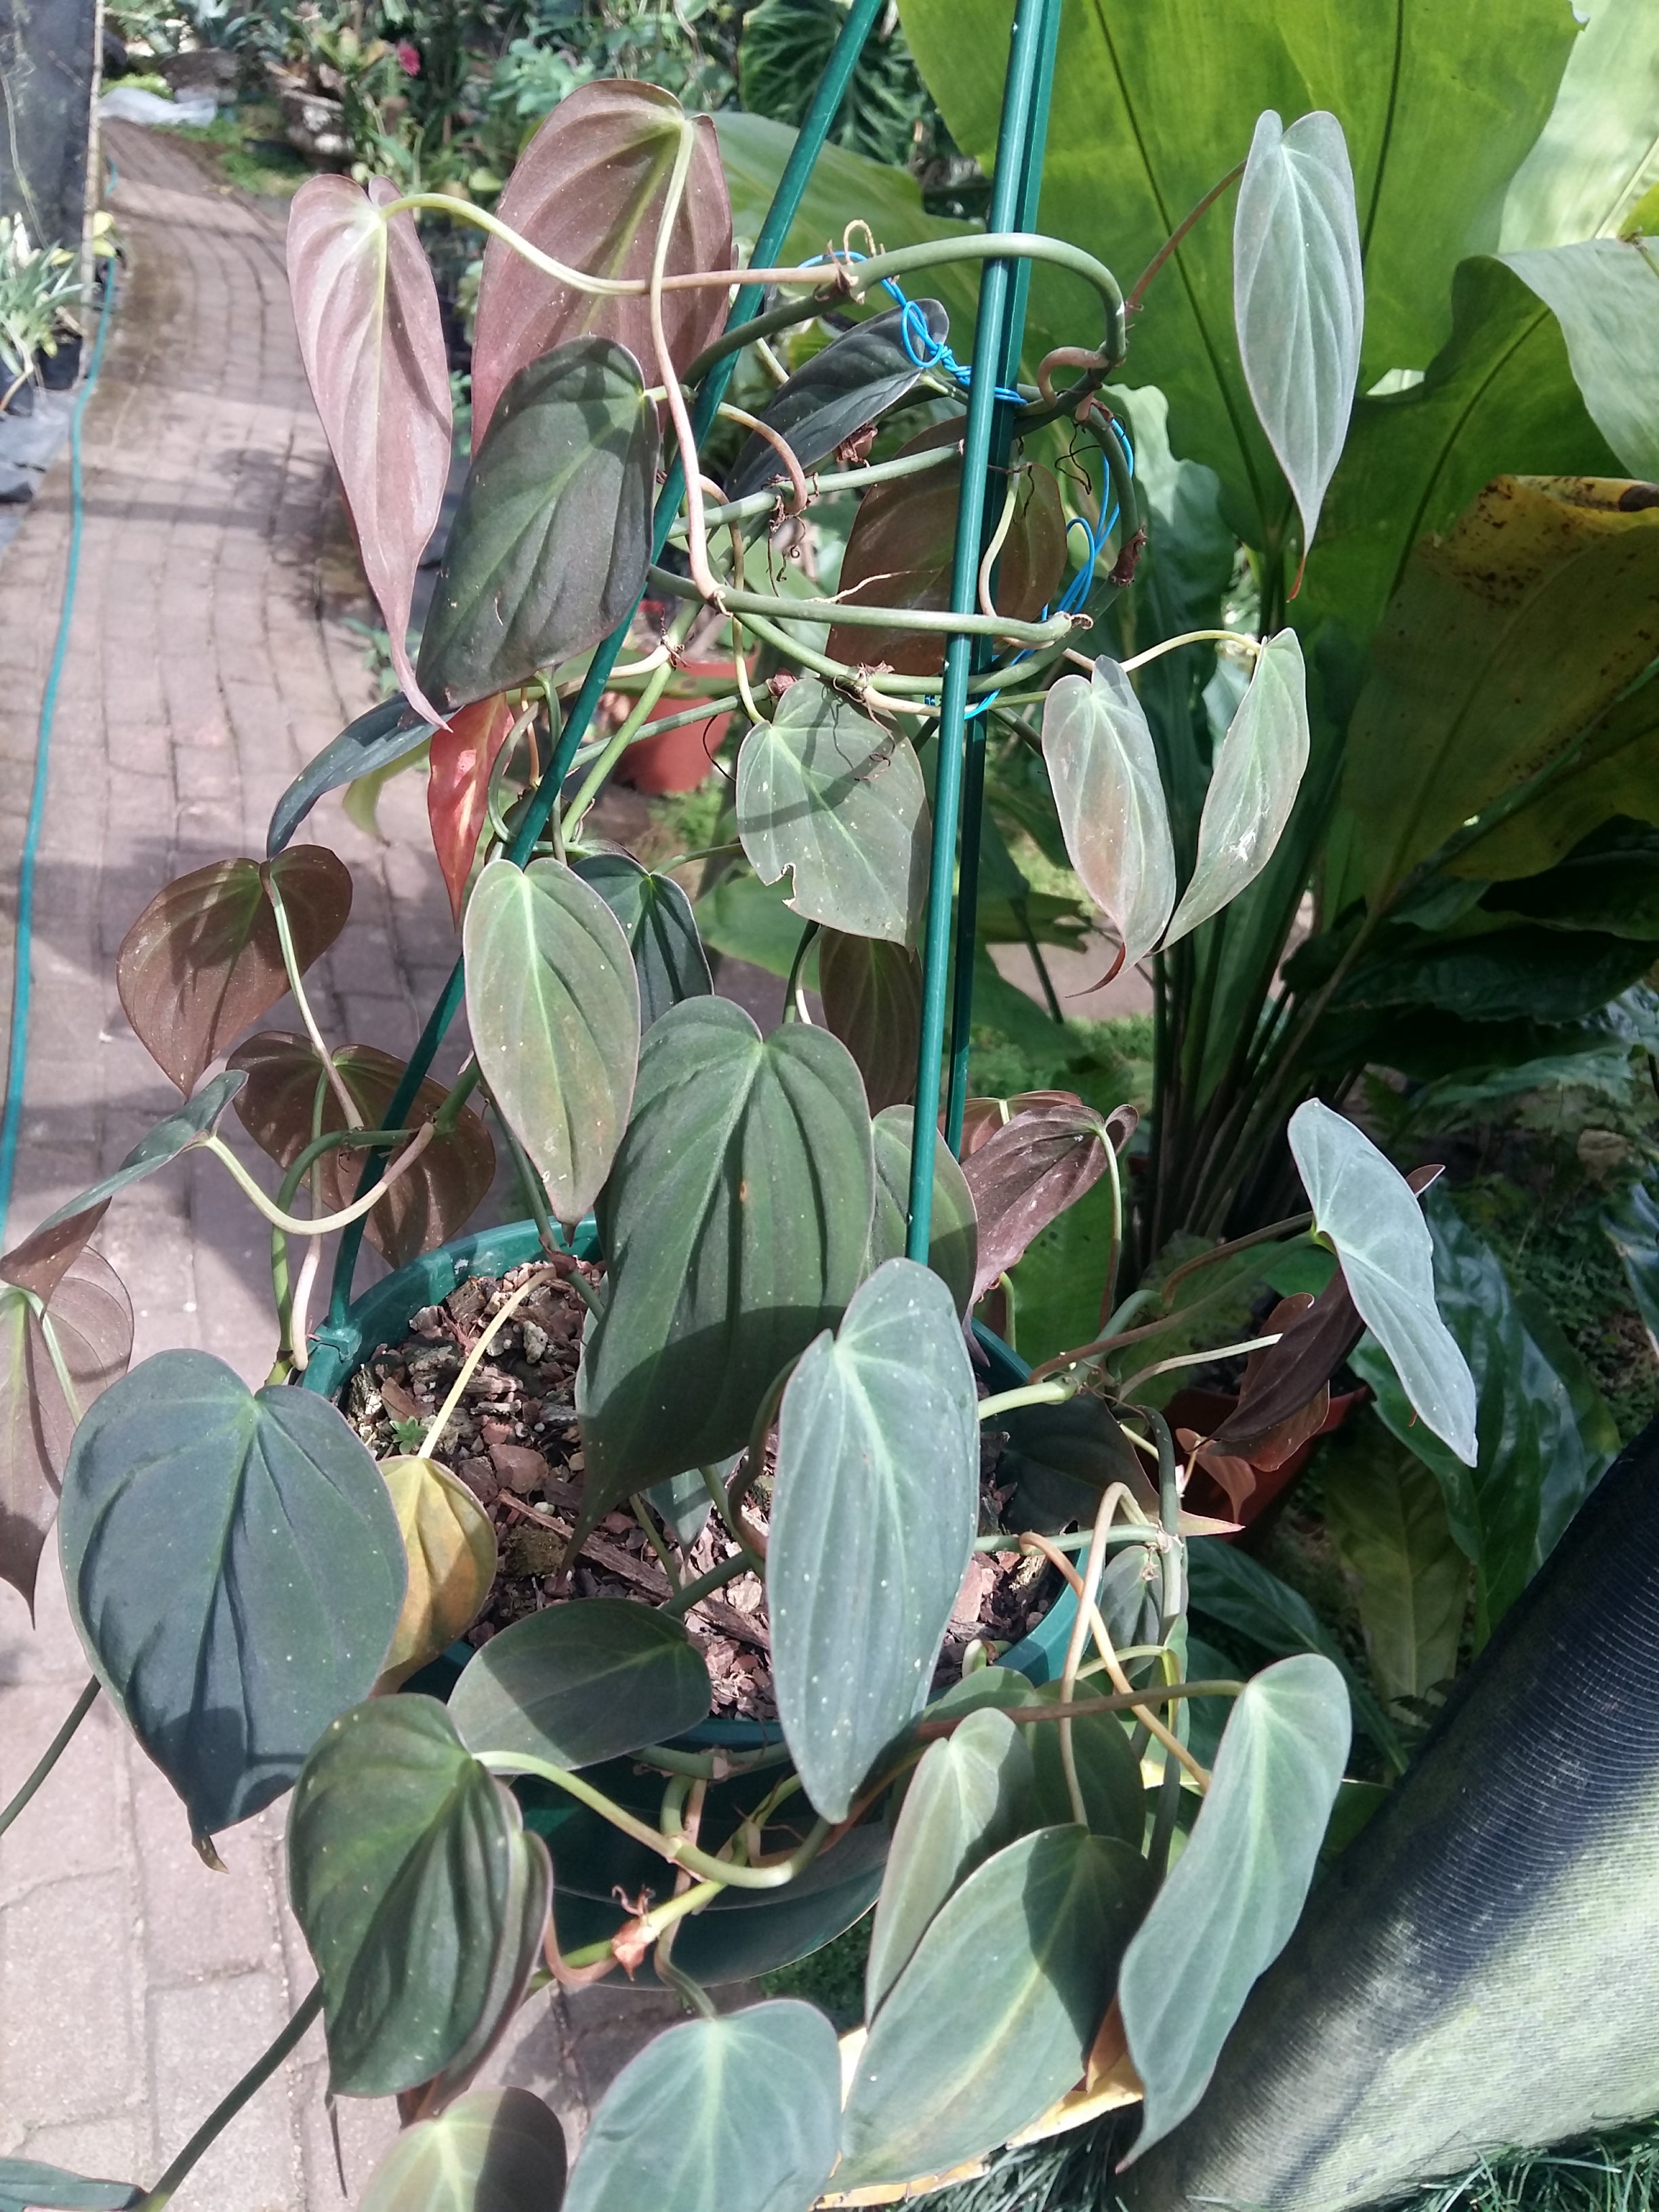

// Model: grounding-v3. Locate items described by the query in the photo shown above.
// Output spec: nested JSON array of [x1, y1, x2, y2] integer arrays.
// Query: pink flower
[[394, 39, 419, 75]]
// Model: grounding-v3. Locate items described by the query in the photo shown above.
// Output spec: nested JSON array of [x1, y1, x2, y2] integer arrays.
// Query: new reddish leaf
[[817, 930, 922, 1112], [960, 1103, 1115, 1302], [427, 693, 518, 924], [1206, 1275, 1363, 1460]]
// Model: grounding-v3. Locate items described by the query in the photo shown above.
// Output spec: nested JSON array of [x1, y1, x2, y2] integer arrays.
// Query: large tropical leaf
[[1042, 657, 1176, 965], [571, 853, 712, 1027], [1318, 1412, 1468, 1709], [1501, 0, 1659, 249], [357, 2089, 568, 2212], [1498, 239, 1659, 483], [449, 1599, 711, 1769]]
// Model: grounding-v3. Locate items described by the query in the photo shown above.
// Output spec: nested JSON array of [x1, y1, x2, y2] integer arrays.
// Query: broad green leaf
[[865, 1706, 1033, 2014], [736, 679, 929, 945], [31, 1070, 248, 1244], [449, 1599, 710, 1769], [1118, 1655, 1350, 2158], [580, 998, 875, 1503], [1288, 1100, 1477, 1465], [865, 1105, 978, 1316], [1500, 239, 1659, 481], [818, 929, 920, 1111], [288, 175, 451, 720], [997, 1392, 1154, 1534], [60, 1349, 404, 1838], [1233, 110, 1363, 554], [359, 2089, 568, 2212], [739, 0, 928, 167], [1501, 0, 1659, 249], [1164, 630, 1309, 945], [1452, 665, 1659, 881], [268, 693, 434, 857], [960, 1101, 1112, 1304], [644, 1462, 722, 1550], [418, 340, 659, 717], [0, 2164, 140, 2211], [1023, 1679, 1147, 1847], [1042, 658, 1175, 966], [429, 694, 518, 926], [564, 2001, 841, 2212], [1480, 821, 1659, 937], [1318, 1411, 1469, 1708], [572, 853, 712, 1027], [769, 1258, 979, 1820], [839, 1826, 1153, 2188], [464, 858, 640, 1227], [289, 1697, 549, 2097], [377, 1456, 498, 1692], [115, 848, 351, 1096], [471, 81, 731, 443], [1328, 919, 1659, 1029]]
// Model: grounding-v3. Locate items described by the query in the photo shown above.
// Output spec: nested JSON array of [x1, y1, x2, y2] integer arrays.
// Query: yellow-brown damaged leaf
[[375, 1454, 497, 1690]]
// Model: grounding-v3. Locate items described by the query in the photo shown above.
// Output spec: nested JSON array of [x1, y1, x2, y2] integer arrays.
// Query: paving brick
[[150, 1973, 304, 2212], [131, 1753, 281, 1985], [0, 1689, 129, 1906], [0, 1871, 140, 2131]]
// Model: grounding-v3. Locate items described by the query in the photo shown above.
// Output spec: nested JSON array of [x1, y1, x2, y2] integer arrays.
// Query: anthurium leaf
[[736, 678, 929, 945], [819, 930, 921, 1111], [1233, 110, 1364, 554], [358, 2088, 568, 2212], [116, 847, 352, 1096], [840, 1826, 1153, 2188], [449, 1599, 710, 1769], [960, 1103, 1111, 1303], [417, 340, 659, 718], [228, 1033, 495, 1269], [1042, 657, 1176, 966], [564, 2000, 840, 2212], [571, 852, 712, 1027], [580, 998, 874, 1502], [287, 174, 452, 720], [463, 858, 640, 1227], [289, 1696, 549, 2097], [724, 300, 949, 502], [59, 1349, 405, 1838], [470, 80, 731, 445], [865, 1105, 978, 1316], [429, 694, 518, 926], [1318, 1412, 1468, 1709], [769, 1258, 979, 1820], [268, 694, 435, 858], [1288, 1101, 1477, 1466], [1119, 1655, 1351, 2160], [0, 2163, 142, 2211], [30, 1071, 247, 1243], [1164, 630, 1310, 945], [1500, 0, 1659, 251], [865, 1706, 1033, 2014], [377, 1456, 498, 1692]]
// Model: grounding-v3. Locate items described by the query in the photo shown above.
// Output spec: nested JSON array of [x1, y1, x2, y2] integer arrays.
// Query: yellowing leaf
[[376, 1455, 497, 1691]]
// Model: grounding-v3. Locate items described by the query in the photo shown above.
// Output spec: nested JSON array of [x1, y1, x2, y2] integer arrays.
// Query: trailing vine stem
[[203, 1124, 436, 1238], [264, 874, 359, 1130], [133, 1984, 324, 2211], [0, 1676, 100, 1840]]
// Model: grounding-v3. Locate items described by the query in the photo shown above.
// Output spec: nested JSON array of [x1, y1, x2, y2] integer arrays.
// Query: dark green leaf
[[1335, 921, 1659, 1025], [449, 1600, 710, 1770], [1606, 1172, 1659, 1359], [1042, 658, 1176, 966], [358, 2088, 568, 2212], [30, 1067, 247, 1247], [579, 998, 874, 1504], [1318, 1410, 1469, 1708], [289, 1696, 550, 2097], [564, 2001, 841, 2212], [572, 853, 712, 1027], [839, 1827, 1153, 2188], [0, 2163, 141, 2211], [693, 863, 809, 979], [818, 929, 920, 1112], [268, 694, 434, 857], [739, 0, 928, 168], [643, 1465, 717, 1550], [1479, 821, 1659, 938], [960, 1102, 1112, 1304], [1119, 1656, 1351, 2158], [997, 1393, 1155, 1534], [770, 1258, 979, 1820], [665, 1823, 887, 1986], [60, 1348, 405, 1837], [418, 340, 659, 716], [1024, 1679, 1148, 1846], [865, 1104, 978, 1317]]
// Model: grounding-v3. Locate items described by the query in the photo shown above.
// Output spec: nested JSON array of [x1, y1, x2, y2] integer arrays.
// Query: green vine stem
[[977, 1375, 1078, 1422], [1115, 1328, 1284, 1400], [270, 1126, 409, 1368], [0, 1676, 100, 1840], [203, 1124, 435, 1237], [1120, 628, 1263, 673], [642, 561, 1079, 647], [264, 875, 359, 1130], [134, 1984, 324, 2211]]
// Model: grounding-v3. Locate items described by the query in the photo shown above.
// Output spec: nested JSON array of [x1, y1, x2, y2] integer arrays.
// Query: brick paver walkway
[[0, 126, 680, 2209]]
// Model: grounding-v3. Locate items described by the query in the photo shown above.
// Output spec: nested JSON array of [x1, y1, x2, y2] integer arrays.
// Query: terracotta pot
[[612, 658, 743, 794], [1170, 1383, 1367, 1529]]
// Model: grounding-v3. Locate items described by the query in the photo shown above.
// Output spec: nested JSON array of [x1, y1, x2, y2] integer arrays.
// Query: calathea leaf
[[1233, 110, 1364, 556], [579, 997, 874, 1504], [736, 678, 930, 945], [268, 694, 435, 858], [960, 1101, 1114, 1303], [116, 848, 352, 1095], [428, 693, 518, 926], [1118, 1655, 1351, 2160], [59, 1349, 405, 1838], [463, 858, 640, 1227], [769, 1258, 979, 1820], [449, 1599, 710, 1769], [376, 1456, 498, 1692], [0, 2163, 142, 2211], [572, 852, 712, 1027], [30, 1070, 248, 1244], [288, 1696, 550, 2097], [818, 928, 921, 1111], [865, 1105, 978, 1316], [1042, 657, 1176, 965], [417, 340, 659, 718], [739, 0, 928, 168], [358, 2089, 567, 2212], [287, 176, 452, 722]]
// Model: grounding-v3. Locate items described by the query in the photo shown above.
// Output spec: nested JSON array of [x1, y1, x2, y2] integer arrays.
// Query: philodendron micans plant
[[0, 60, 1483, 2212]]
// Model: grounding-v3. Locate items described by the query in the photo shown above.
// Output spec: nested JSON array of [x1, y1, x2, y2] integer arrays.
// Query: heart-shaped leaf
[[449, 1599, 710, 1769], [288, 175, 452, 720], [0, 2163, 142, 2211], [377, 1456, 498, 1692], [865, 1705, 1033, 2014], [1288, 1101, 1477, 1466], [430, 695, 518, 925], [59, 1349, 405, 1838], [819, 930, 921, 1111], [1205, 1270, 1361, 1462], [462, 858, 640, 1226], [725, 301, 949, 502], [579, 998, 874, 1505], [31, 1071, 247, 1243], [417, 340, 659, 718], [839, 1826, 1153, 2189], [0, 1202, 110, 1303], [289, 1696, 550, 2097], [1164, 630, 1311, 945], [736, 678, 929, 944], [770, 1258, 979, 1821], [117, 848, 352, 1095], [1233, 110, 1364, 558], [572, 853, 713, 1027], [269, 695, 435, 858], [865, 1105, 978, 1317], [1118, 1654, 1351, 2160], [1042, 657, 1176, 966], [564, 2001, 840, 2212], [470, 81, 731, 446], [358, 2089, 568, 2212], [228, 1033, 495, 1269], [960, 1103, 1113, 1303], [997, 1393, 1155, 1534]]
